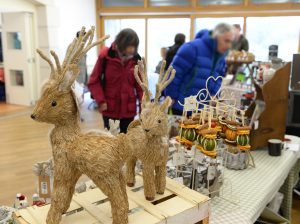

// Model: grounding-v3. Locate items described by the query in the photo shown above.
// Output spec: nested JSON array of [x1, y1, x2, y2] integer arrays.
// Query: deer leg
[[155, 164, 167, 195], [95, 176, 129, 224], [46, 165, 81, 224], [143, 163, 156, 201], [110, 177, 129, 224], [126, 156, 137, 187]]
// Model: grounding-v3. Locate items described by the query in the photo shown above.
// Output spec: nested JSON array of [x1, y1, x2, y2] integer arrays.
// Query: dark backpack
[[100, 57, 107, 88]]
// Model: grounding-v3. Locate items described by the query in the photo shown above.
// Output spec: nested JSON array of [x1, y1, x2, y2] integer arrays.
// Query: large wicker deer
[[126, 59, 176, 201], [31, 27, 139, 224]]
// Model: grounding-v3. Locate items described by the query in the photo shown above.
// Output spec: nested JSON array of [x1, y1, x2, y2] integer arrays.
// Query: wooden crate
[[13, 175, 210, 224]]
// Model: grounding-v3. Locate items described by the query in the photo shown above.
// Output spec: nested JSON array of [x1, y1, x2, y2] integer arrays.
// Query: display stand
[[246, 62, 291, 149], [13, 175, 210, 224], [173, 76, 254, 201]]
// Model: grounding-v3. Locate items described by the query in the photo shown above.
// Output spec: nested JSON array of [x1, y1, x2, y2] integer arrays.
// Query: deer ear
[[58, 64, 80, 92], [160, 96, 172, 112]]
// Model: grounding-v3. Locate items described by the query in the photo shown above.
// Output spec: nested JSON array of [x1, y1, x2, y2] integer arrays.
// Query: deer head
[[31, 27, 109, 125], [134, 59, 175, 137]]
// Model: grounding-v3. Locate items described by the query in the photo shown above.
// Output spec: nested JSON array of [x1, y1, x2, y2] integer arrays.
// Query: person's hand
[[99, 103, 107, 112]]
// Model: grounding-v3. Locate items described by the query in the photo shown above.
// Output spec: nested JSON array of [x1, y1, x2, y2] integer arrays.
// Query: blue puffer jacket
[[166, 29, 227, 112]]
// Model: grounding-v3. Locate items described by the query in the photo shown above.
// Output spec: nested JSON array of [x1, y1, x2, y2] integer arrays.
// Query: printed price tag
[[38, 175, 51, 198], [41, 181, 48, 194]]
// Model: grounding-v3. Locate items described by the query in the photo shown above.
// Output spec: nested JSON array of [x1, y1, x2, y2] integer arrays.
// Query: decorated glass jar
[[224, 120, 240, 144], [236, 126, 251, 150], [184, 128, 197, 142]]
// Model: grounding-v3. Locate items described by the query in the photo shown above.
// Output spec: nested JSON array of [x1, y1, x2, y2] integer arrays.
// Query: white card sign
[[183, 96, 197, 111]]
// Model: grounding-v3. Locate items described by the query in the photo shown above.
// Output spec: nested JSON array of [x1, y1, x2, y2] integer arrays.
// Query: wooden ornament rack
[[245, 62, 291, 149]]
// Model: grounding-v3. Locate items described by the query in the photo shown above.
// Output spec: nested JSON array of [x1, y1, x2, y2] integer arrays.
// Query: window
[[10, 70, 24, 86], [194, 17, 244, 36], [246, 16, 300, 61], [150, 0, 190, 6], [103, 0, 144, 7], [147, 18, 190, 95], [7, 32, 22, 50], [199, 0, 243, 5], [104, 19, 146, 57], [252, 0, 300, 4]]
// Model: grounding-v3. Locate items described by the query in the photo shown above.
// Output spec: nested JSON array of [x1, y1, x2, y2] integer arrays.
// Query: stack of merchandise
[[226, 50, 255, 64], [171, 76, 254, 197]]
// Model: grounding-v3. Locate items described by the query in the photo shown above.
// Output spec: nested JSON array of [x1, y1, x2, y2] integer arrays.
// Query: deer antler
[[37, 26, 109, 80], [154, 60, 176, 103], [134, 58, 151, 103], [36, 49, 55, 78]]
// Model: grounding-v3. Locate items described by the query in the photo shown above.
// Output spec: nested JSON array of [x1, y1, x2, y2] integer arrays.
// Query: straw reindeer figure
[[126, 59, 176, 201], [31, 27, 137, 224]]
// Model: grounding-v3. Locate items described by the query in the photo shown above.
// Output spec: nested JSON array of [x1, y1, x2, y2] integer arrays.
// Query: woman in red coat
[[88, 29, 143, 133]]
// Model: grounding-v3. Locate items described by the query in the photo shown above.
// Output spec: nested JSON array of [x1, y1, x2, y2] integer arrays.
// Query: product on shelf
[[226, 50, 255, 64]]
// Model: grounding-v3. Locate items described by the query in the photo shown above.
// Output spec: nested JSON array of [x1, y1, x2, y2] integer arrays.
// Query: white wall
[[0, 0, 37, 12], [54, 0, 97, 73]]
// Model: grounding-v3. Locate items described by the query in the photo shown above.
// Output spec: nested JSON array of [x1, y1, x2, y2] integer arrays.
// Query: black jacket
[[165, 43, 183, 69]]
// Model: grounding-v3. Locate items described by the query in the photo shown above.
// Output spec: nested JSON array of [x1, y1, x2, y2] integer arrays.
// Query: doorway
[[1, 12, 37, 106]]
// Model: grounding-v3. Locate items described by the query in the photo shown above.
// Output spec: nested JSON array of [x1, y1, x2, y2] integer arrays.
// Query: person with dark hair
[[232, 24, 249, 51], [88, 28, 142, 133], [155, 47, 167, 74], [165, 33, 186, 69]]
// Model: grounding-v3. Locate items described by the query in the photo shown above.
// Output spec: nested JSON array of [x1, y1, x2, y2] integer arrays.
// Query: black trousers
[[103, 116, 134, 133]]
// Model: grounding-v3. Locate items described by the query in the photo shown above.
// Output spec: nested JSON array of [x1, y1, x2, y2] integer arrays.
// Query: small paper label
[[38, 175, 51, 198], [41, 181, 48, 194], [184, 96, 197, 111]]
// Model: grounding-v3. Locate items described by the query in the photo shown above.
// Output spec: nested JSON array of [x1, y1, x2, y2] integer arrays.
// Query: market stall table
[[210, 135, 300, 224]]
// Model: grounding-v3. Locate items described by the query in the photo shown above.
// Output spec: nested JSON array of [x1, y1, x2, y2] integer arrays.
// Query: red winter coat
[[88, 45, 143, 119]]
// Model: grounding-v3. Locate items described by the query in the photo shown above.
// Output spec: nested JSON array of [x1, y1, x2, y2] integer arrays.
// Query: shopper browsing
[[165, 33, 186, 70], [88, 28, 143, 133], [232, 24, 249, 52], [155, 47, 167, 74], [166, 23, 234, 115]]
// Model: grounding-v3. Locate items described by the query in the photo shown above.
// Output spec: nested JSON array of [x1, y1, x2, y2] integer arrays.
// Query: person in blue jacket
[[166, 23, 234, 115]]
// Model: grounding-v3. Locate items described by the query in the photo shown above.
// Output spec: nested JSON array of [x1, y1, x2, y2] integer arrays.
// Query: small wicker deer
[[31, 27, 135, 224], [126, 59, 176, 201]]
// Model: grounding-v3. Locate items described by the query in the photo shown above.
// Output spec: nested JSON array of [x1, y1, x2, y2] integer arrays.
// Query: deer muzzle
[[30, 114, 36, 120]]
